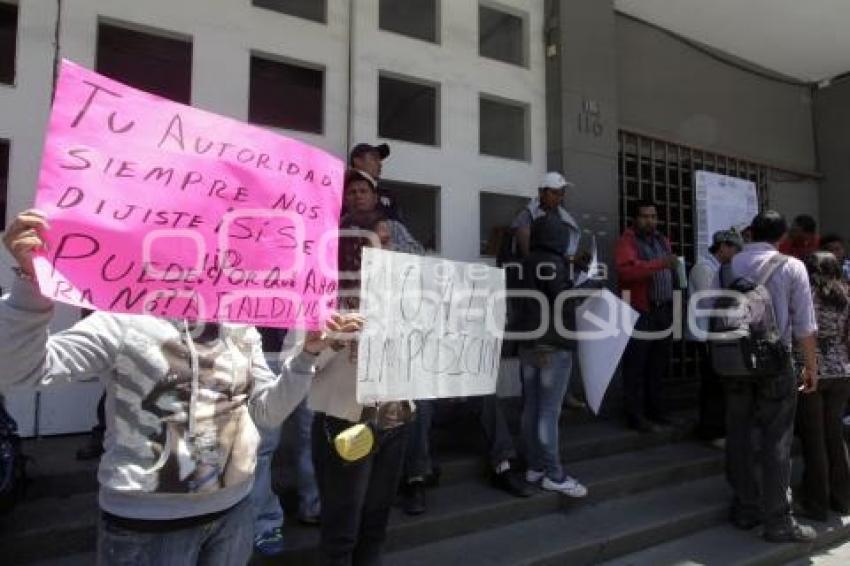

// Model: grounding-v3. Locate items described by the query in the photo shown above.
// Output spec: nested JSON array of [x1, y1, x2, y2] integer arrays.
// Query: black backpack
[[0, 402, 27, 514], [708, 253, 790, 378]]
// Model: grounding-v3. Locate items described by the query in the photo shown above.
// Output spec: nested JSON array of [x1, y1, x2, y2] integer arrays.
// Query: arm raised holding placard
[[249, 312, 364, 429], [0, 209, 323, 526], [0, 209, 125, 388]]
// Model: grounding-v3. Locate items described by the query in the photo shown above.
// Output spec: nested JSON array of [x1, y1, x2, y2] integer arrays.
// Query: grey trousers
[[724, 367, 797, 529]]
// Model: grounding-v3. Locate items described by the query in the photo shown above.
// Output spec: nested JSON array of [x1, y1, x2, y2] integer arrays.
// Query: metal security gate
[[617, 130, 770, 406]]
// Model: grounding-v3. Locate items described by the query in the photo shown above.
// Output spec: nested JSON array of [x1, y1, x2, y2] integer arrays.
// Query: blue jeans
[[251, 399, 321, 535], [281, 400, 321, 519], [521, 349, 572, 480], [251, 423, 284, 536], [97, 497, 253, 566]]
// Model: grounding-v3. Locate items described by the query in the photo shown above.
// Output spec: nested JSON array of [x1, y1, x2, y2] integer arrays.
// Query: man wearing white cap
[[511, 172, 582, 260]]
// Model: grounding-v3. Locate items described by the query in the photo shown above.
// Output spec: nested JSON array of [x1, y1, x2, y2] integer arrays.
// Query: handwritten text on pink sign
[[33, 60, 343, 329]]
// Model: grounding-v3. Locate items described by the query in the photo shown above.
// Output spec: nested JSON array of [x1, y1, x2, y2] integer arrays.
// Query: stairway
[[5, 410, 850, 565]]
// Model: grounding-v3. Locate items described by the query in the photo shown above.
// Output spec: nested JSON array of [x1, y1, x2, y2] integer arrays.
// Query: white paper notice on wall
[[695, 171, 759, 259], [356, 248, 506, 403]]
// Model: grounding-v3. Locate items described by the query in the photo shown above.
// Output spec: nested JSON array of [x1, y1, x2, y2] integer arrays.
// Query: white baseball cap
[[539, 171, 575, 191]]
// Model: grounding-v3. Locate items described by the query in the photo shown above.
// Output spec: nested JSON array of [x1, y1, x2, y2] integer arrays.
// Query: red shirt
[[778, 235, 820, 260], [615, 228, 673, 313]]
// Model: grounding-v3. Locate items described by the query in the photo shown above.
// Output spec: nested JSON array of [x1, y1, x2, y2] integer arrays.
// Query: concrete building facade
[[814, 77, 850, 238], [0, 0, 835, 433], [0, 0, 548, 434]]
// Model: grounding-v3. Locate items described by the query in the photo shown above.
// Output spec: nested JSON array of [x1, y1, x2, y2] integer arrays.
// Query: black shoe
[[730, 507, 761, 531], [627, 416, 663, 434], [423, 467, 442, 488], [649, 414, 674, 427], [763, 522, 817, 543], [75, 441, 104, 461], [492, 470, 534, 498], [401, 481, 426, 516], [298, 513, 320, 526], [731, 514, 761, 531], [794, 501, 828, 523]]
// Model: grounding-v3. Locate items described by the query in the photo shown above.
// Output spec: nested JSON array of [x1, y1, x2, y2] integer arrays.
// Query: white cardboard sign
[[356, 248, 506, 403]]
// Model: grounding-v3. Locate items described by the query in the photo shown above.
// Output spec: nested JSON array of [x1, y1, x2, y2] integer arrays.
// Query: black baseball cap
[[350, 143, 390, 164]]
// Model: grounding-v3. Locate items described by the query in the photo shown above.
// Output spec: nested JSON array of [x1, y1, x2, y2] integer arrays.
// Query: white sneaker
[[542, 475, 588, 498], [525, 469, 545, 484]]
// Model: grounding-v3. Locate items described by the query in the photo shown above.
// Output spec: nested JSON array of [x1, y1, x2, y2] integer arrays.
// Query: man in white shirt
[[510, 172, 582, 260], [723, 211, 819, 543], [687, 230, 742, 444]]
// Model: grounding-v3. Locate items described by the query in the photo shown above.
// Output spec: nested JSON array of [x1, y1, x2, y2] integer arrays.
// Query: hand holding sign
[[3, 210, 49, 277], [304, 312, 366, 354], [33, 60, 344, 329]]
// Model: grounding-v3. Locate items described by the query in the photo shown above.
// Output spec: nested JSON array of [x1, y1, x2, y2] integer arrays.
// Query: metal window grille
[[618, 130, 770, 406]]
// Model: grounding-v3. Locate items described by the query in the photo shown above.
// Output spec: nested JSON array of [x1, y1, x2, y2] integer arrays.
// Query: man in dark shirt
[[347, 142, 399, 220]]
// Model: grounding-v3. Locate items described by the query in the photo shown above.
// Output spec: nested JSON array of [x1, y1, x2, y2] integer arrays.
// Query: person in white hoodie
[[0, 209, 363, 565]]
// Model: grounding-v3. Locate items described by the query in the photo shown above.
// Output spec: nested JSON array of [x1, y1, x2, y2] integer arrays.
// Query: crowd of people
[[1, 139, 849, 565]]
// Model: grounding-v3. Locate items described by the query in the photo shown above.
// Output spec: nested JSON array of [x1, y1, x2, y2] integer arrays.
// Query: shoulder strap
[[718, 262, 733, 288], [756, 253, 788, 287]]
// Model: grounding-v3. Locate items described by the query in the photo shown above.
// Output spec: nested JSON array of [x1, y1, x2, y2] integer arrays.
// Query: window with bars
[[618, 130, 769, 402], [378, 74, 439, 146], [479, 4, 527, 67], [380, 0, 439, 43], [96, 23, 192, 104], [252, 0, 326, 24], [479, 95, 529, 161], [249, 55, 324, 134], [479, 191, 528, 256], [381, 179, 440, 252], [0, 2, 17, 85], [0, 139, 8, 230]]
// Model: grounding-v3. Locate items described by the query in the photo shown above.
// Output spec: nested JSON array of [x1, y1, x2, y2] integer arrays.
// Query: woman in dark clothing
[[795, 251, 850, 521], [310, 209, 413, 566]]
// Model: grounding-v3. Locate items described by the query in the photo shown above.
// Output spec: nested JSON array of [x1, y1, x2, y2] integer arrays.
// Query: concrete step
[[785, 534, 850, 565], [4, 419, 702, 564], [381, 476, 729, 566], [264, 442, 724, 565], [602, 516, 850, 566], [2, 491, 98, 564], [20, 415, 681, 497], [28, 554, 94, 566], [435, 418, 689, 486], [20, 435, 99, 500]]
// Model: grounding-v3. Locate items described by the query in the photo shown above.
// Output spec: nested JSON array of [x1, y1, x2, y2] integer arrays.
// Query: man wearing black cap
[[348, 142, 399, 220]]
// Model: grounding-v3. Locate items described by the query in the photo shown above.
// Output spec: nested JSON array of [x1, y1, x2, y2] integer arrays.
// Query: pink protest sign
[[32, 60, 343, 329]]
